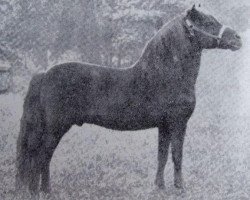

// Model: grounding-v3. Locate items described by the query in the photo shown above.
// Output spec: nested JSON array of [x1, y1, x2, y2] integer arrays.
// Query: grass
[[0, 92, 249, 200]]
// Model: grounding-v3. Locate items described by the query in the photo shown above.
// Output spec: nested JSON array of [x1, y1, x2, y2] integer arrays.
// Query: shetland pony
[[16, 5, 242, 195]]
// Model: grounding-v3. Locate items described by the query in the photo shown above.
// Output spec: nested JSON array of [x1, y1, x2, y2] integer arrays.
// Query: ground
[[0, 92, 249, 200]]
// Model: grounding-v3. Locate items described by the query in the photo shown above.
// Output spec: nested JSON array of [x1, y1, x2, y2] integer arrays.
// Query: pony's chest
[[149, 83, 196, 119]]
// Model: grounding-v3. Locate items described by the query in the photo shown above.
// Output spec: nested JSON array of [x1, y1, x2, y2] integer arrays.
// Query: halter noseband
[[185, 19, 227, 46]]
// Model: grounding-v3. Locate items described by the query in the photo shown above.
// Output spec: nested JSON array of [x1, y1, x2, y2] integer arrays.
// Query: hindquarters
[[16, 69, 76, 195]]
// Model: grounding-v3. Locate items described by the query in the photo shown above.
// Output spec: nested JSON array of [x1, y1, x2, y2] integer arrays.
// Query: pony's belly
[[86, 113, 158, 131], [79, 91, 196, 130], [89, 121, 156, 131]]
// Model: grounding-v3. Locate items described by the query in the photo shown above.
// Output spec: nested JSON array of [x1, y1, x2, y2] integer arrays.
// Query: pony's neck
[[136, 21, 202, 70], [131, 17, 203, 88]]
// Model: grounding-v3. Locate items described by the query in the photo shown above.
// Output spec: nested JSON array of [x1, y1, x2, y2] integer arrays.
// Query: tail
[[16, 73, 45, 191]]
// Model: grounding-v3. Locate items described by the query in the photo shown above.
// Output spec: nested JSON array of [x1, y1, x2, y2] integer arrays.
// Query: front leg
[[170, 120, 187, 189], [155, 124, 171, 189]]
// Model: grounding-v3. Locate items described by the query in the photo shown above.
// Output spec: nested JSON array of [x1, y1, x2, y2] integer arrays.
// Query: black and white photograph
[[0, 0, 249, 199]]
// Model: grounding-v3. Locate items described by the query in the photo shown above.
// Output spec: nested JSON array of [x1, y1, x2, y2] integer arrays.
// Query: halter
[[185, 18, 228, 46]]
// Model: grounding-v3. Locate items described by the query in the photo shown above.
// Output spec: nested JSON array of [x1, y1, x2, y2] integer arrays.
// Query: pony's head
[[184, 5, 242, 51]]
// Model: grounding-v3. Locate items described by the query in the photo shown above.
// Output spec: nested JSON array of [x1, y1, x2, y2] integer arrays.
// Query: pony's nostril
[[235, 34, 241, 39]]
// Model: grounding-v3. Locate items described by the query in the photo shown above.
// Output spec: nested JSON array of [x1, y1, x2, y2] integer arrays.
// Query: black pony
[[16, 5, 242, 195]]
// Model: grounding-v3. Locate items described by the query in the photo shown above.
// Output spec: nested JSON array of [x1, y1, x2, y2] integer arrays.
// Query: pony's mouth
[[229, 41, 242, 51], [230, 44, 242, 51]]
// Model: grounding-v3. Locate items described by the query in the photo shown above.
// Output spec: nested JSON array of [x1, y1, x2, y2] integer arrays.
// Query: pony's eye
[[205, 22, 213, 26]]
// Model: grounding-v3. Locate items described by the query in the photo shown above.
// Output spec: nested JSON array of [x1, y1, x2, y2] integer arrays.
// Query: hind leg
[[40, 136, 61, 193], [28, 153, 41, 195], [26, 124, 44, 195], [40, 124, 71, 193]]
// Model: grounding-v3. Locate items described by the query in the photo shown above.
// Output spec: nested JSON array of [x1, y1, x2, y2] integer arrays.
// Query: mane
[[160, 15, 192, 55], [138, 15, 193, 69]]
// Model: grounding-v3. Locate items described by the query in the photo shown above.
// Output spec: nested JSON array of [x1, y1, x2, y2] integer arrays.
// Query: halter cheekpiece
[[185, 18, 227, 46]]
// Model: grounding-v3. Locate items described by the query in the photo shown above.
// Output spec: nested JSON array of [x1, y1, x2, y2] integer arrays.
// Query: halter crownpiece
[[185, 19, 228, 46]]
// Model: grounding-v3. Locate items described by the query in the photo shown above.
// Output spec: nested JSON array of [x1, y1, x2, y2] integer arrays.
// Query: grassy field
[[0, 31, 250, 200], [0, 93, 249, 200]]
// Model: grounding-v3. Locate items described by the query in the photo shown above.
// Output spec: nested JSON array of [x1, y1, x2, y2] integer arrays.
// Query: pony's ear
[[186, 4, 200, 20], [191, 4, 198, 13], [186, 4, 196, 17]]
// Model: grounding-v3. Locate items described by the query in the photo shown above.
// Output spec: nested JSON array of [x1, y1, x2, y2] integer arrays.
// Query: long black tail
[[16, 73, 45, 191]]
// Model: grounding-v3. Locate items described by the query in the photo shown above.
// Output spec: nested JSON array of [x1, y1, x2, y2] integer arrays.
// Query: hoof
[[30, 191, 40, 200], [174, 182, 183, 189], [40, 185, 51, 194], [154, 179, 166, 190], [174, 173, 184, 189], [41, 191, 53, 199], [29, 186, 40, 198], [174, 181, 184, 190]]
